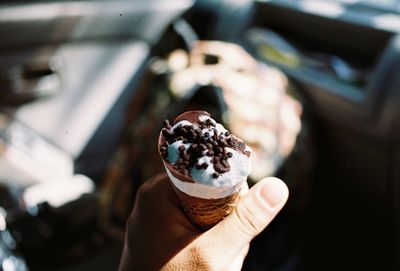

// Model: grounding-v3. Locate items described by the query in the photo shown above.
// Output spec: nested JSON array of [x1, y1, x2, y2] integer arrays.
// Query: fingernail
[[259, 178, 288, 209]]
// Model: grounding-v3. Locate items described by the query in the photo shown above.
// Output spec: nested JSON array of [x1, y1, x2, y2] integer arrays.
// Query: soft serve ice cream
[[158, 111, 251, 229]]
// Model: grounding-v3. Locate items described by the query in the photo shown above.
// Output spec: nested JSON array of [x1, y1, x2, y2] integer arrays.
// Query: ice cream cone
[[170, 180, 239, 230], [163, 159, 242, 230], [158, 111, 250, 230]]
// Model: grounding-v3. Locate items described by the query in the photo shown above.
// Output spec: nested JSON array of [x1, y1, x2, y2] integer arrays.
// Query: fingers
[[136, 173, 178, 209], [133, 173, 199, 234], [210, 177, 289, 250], [123, 174, 200, 270]]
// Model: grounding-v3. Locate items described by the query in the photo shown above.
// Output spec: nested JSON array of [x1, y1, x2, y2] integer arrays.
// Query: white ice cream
[[166, 115, 251, 188], [190, 147, 251, 186], [167, 140, 191, 164]]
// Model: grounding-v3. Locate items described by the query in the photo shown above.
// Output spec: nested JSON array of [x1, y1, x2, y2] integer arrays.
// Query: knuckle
[[137, 182, 150, 198], [136, 181, 154, 204], [135, 174, 171, 209], [233, 202, 260, 238]]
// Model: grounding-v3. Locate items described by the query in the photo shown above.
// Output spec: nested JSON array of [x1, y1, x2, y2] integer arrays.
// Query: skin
[[119, 173, 289, 271]]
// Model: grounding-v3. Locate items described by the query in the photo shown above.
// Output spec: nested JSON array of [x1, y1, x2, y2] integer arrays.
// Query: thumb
[[210, 177, 289, 250]]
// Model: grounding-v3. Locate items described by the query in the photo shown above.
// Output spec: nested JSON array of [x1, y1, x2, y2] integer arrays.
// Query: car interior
[[0, 0, 399, 270]]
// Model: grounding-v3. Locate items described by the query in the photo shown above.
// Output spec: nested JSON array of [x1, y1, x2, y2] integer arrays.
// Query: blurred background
[[0, 0, 400, 270]]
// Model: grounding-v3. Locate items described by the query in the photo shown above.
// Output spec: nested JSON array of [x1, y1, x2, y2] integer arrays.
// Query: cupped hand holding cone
[[119, 174, 289, 271]]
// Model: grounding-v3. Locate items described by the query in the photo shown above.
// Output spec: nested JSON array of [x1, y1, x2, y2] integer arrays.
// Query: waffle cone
[[170, 180, 240, 230], [158, 111, 248, 230]]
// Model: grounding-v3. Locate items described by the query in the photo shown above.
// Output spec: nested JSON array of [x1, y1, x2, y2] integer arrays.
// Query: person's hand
[[119, 173, 289, 271]]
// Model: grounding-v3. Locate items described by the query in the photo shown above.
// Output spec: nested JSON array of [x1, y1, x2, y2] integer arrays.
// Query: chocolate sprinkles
[[160, 117, 249, 178]]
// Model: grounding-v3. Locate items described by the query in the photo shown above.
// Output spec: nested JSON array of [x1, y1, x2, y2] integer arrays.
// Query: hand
[[119, 173, 289, 271]]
